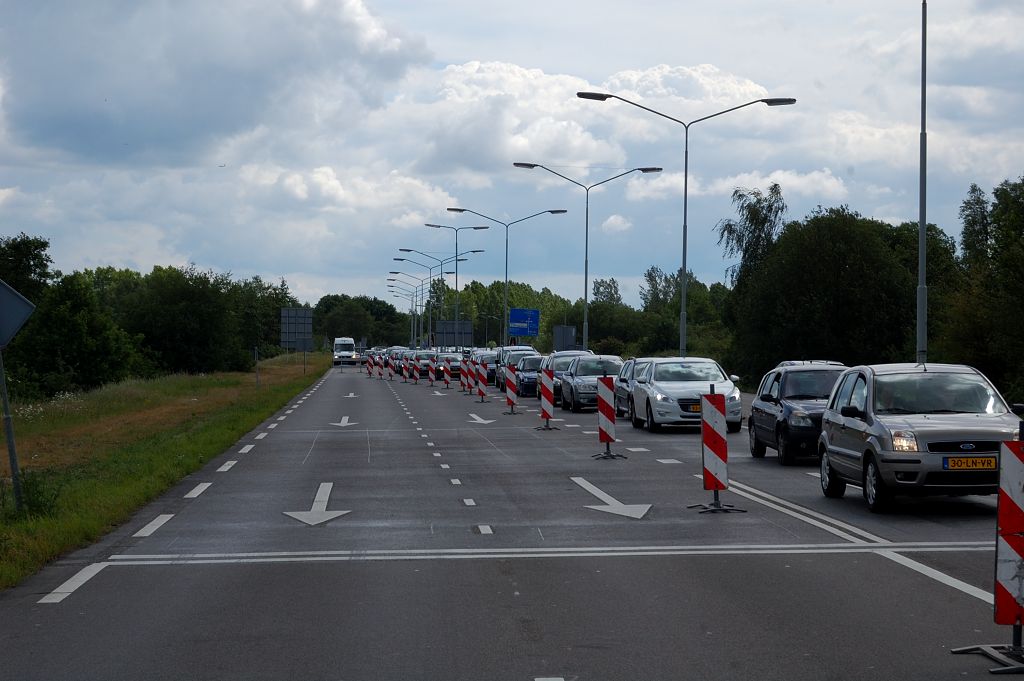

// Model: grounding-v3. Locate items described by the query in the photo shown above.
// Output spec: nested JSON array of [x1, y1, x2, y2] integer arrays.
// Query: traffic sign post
[[953, 430, 1024, 671], [508, 308, 540, 339], [0, 279, 36, 513], [688, 385, 744, 513]]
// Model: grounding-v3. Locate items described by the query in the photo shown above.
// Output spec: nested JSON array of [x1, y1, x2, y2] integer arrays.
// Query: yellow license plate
[[943, 456, 997, 470], [687, 404, 701, 413]]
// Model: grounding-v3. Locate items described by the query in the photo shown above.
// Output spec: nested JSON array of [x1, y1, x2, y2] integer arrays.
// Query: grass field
[[0, 351, 330, 589]]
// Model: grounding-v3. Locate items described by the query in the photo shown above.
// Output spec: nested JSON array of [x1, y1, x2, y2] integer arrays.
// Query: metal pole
[[504, 223, 509, 347], [254, 346, 260, 385], [455, 229, 460, 349], [680, 125, 690, 357], [0, 349, 24, 512], [583, 187, 590, 350], [916, 0, 928, 364]]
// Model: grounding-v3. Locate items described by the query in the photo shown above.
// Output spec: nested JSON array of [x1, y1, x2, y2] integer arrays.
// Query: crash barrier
[[536, 369, 557, 430], [443, 358, 452, 389], [504, 365, 518, 415], [953, 437, 1024, 671], [592, 376, 623, 459], [687, 388, 743, 513], [428, 358, 436, 386], [477, 362, 487, 402]]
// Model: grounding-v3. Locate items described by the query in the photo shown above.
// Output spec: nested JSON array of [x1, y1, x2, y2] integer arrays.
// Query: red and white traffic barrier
[[467, 360, 477, 394], [402, 358, 409, 382], [477, 362, 487, 401], [412, 358, 419, 384], [997, 441, 1024, 625], [504, 365, 518, 414], [701, 392, 728, 490], [388, 357, 394, 380], [537, 369, 556, 430], [428, 358, 436, 386], [377, 356, 384, 379], [592, 376, 619, 458], [366, 358, 373, 377], [443, 357, 451, 389]]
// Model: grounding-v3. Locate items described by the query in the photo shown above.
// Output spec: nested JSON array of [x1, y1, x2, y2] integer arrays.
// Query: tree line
[[4, 174, 1020, 401]]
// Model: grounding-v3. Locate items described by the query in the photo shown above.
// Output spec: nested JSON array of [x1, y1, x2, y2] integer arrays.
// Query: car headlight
[[654, 391, 672, 402], [890, 430, 918, 452], [727, 387, 741, 402], [788, 411, 814, 428], [579, 383, 597, 392], [553, 378, 561, 386]]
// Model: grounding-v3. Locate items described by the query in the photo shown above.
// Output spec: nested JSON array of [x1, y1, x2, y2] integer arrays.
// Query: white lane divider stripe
[[277, 416, 287, 421], [217, 461, 237, 472], [565, 424, 580, 428], [255, 433, 267, 440], [133, 514, 174, 537], [657, 459, 682, 464], [239, 445, 254, 454], [38, 563, 110, 604], [450, 479, 462, 485], [463, 499, 476, 506], [876, 550, 993, 604], [268, 424, 278, 429], [477, 525, 493, 535], [440, 464, 450, 469], [185, 483, 212, 498], [627, 447, 649, 452]]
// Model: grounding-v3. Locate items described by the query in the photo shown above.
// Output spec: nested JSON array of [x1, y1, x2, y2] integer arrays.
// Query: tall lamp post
[[425, 223, 489, 349], [577, 91, 795, 356], [400, 246, 484, 346], [388, 272, 433, 346], [514, 163, 661, 350], [447, 207, 567, 346]]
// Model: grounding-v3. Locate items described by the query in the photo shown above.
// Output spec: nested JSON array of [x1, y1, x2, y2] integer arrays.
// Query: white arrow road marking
[[343, 393, 358, 398], [468, 413, 496, 425], [283, 483, 351, 526], [570, 477, 651, 520], [330, 416, 358, 427]]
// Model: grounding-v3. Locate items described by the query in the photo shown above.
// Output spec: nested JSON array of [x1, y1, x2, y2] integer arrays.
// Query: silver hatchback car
[[818, 363, 1024, 511]]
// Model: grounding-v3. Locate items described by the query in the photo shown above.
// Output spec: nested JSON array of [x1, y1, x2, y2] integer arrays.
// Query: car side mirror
[[760, 393, 775, 403], [729, 374, 740, 382], [1012, 403, 1024, 417], [636, 377, 648, 384], [840, 405, 865, 419]]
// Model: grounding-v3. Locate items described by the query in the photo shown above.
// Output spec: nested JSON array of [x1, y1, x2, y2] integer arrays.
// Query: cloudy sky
[[1, 0, 1021, 309]]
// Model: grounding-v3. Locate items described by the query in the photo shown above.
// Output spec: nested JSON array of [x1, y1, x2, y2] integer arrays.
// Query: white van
[[332, 337, 360, 366]]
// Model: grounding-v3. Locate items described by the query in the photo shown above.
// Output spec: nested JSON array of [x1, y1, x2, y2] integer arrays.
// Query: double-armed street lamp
[[400, 246, 485, 334], [425, 223, 489, 348], [447, 207, 567, 346], [577, 91, 795, 356], [513, 163, 662, 350]]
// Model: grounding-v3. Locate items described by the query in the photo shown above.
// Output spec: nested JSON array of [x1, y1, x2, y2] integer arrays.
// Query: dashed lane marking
[[133, 514, 174, 537], [450, 479, 462, 485], [217, 461, 237, 472], [463, 499, 476, 506], [477, 525, 494, 535], [38, 563, 110, 604], [657, 459, 682, 464], [239, 445, 254, 454], [184, 483, 212, 498], [255, 433, 267, 440], [627, 447, 649, 452]]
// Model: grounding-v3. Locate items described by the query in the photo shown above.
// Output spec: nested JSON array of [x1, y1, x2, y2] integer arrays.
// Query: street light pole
[[447, 207, 567, 347], [513, 163, 661, 350], [917, 0, 928, 364], [577, 91, 795, 356]]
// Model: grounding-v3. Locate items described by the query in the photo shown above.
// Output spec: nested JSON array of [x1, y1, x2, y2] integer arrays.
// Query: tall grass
[[0, 352, 330, 589]]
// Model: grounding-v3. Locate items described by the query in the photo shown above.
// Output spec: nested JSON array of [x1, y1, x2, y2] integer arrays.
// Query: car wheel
[[630, 399, 642, 429], [727, 418, 741, 434], [864, 456, 890, 512], [749, 424, 766, 458], [645, 401, 661, 432], [820, 450, 846, 498], [777, 428, 795, 466]]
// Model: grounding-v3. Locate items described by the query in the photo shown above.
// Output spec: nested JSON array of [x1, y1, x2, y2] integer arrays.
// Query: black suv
[[748, 363, 846, 465]]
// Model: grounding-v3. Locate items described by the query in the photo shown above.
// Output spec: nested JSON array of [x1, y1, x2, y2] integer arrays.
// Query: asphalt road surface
[[0, 366, 1011, 680]]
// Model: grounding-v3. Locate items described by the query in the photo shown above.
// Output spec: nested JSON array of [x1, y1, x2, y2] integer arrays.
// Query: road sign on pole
[[0, 279, 35, 513], [508, 308, 540, 337]]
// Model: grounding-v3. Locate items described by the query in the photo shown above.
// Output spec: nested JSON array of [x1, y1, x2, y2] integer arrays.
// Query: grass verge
[[0, 352, 330, 589]]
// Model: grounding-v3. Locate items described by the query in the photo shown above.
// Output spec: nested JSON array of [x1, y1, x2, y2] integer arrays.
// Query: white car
[[630, 357, 742, 432]]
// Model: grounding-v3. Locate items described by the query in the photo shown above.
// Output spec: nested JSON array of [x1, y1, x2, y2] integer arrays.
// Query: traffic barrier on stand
[[402, 358, 408, 382], [536, 369, 558, 430], [428, 358, 436, 386], [388, 357, 394, 381], [443, 358, 452, 389], [504, 365, 518, 415], [592, 376, 623, 459], [953, 437, 1024, 671], [377, 356, 384, 379], [687, 387, 744, 513], [459, 359, 467, 391], [412, 359, 419, 384], [366, 359, 373, 378], [466, 360, 477, 396], [477, 362, 487, 402]]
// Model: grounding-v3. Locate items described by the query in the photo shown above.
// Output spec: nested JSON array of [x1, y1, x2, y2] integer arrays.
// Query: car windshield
[[507, 352, 535, 365], [479, 354, 496, 364], [653, 362, 725, 382], [519, 356, 543, 371], [552, 355, 580, 371], [576, 358, 623, 376], [873, 372, 1008, 415], [334, 343, 354, 352], [415, 352, 436, 361], [782, 370, 842, 399]]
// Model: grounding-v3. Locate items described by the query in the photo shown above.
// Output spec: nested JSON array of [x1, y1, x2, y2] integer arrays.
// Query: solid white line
[[255, 433, 267, 440], [185, 483, 211, 498], [627, 447, 649, 452], [536, 678, 565, 681], [38, 563, 110, 604], [133, 514, 174, 537], [239, 445, 254, 454], [877, 550, 993, 604], [217, 461, 237, 472], [451, 479, 462, 485], [657, 459, 682, 464], [463, 499, 476, 506], [730, 480, 887, 543], [268, 423, 278, 429], [478, 525, 493, 535]]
